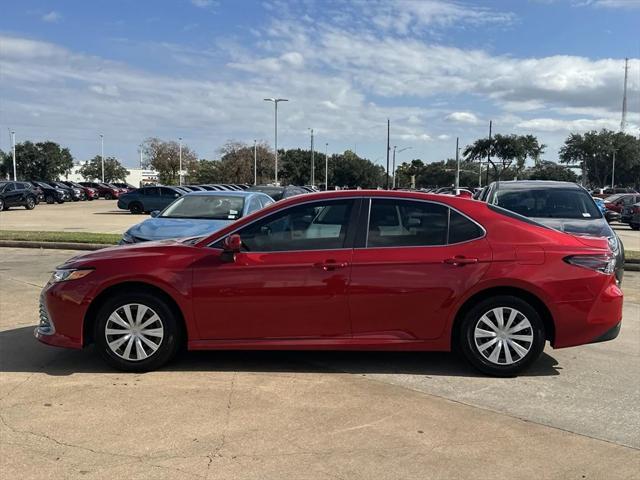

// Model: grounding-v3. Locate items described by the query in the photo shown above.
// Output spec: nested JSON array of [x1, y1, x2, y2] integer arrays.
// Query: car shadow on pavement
[[92, 211, 132, 216], [0, 326, 561, 378]]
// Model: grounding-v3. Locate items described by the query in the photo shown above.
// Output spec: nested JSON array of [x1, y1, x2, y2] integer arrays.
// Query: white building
[[64, 163, 159, 187]]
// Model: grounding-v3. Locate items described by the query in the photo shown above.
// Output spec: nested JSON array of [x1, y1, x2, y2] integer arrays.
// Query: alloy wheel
[[474, 307, 533, 365], [105, 303, 164, 362]]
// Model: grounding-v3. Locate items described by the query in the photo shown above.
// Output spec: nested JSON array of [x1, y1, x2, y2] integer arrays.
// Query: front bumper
[[35, 284, 86, 350]]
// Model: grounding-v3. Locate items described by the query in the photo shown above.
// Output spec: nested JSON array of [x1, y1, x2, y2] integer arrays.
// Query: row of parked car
[[0, 180, 137, 211]]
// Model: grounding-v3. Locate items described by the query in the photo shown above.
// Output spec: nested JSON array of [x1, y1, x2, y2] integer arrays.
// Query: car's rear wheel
[[105, 193, 113, 200], [45, 195, 55, 204], [459, 295, 545, 377], [25, 196, 36, 210], [129, 202, 143, 214], [94, 292, 181, 372]]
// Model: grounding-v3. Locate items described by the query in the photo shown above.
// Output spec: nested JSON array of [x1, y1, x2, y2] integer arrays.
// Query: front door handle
[[444, 256, 479, 266], [313, 260, 349, 271]]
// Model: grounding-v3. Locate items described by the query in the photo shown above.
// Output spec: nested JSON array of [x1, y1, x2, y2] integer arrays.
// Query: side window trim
[[362, 197, 486, 249], [209, 197, 362, 251]]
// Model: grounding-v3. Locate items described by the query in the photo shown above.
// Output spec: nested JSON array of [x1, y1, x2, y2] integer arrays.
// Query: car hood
[[531, 217, 612, 238], [127, 217, 233, 241]]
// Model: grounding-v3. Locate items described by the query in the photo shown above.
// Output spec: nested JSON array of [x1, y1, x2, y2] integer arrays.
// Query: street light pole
[[254, 139, 257, 185], [455, 137, 460, 191], [178, 137, 183, 186], [611, 150, 616, 190], [325, 142, 329, 191], [309, 128, 314, 186], [392, 146, 397, 189], [100, 134, 104, 182], [264, 98, 288, 185], [11, 130, 16, 181]]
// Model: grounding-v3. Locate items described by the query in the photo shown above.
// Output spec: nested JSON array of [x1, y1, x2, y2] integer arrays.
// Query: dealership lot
[[0, 247, 638, 479]]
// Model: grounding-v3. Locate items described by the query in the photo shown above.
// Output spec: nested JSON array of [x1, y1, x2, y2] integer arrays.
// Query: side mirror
[[221, 234, 242, 263], [150, 210, 160, 218]]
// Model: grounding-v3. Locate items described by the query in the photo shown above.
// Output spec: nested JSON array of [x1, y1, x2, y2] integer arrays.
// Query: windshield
[[160, 195, 245, 220], [491, 187, 602, 220], [604, 194, 625, 202]]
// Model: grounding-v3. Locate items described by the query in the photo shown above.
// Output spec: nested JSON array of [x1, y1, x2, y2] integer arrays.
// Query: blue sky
[[0, 0, 638, 169]]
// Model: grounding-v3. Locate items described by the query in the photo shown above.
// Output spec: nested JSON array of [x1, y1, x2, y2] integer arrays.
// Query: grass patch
[[626, 249, 640, 261], [0, 230, 120, 245]]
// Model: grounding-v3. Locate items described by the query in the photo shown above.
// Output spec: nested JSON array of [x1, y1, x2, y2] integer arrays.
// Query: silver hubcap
[[474, 307, 534, 365], [105, 304, 164, 362]]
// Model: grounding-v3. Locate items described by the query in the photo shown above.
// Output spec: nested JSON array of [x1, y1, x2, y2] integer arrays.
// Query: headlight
[[121, 232, 134, 244], [50, 268, 93, 283], [607, 235, 620, 255], [74, 188, 81, 194]]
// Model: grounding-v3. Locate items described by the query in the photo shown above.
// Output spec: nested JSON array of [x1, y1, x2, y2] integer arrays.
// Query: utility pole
[[309, 128, 315, 186], [11, 130, 16, 181], [455, 137, 460, 191], [486, 120, 492, 186], [611, 150, 616, 189], [254, 139, 257, 185], [100, 134, 104, 182], [392, 146, 397, 189], [621, 58, 629, 132], [325, 142, 329, 191], [385, 119, 390, 189], [264, 98, 288, 185], [178, 137, 183, 186]]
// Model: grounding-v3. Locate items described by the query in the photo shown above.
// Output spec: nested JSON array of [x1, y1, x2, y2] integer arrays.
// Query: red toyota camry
[[36, 190, 623, 376]]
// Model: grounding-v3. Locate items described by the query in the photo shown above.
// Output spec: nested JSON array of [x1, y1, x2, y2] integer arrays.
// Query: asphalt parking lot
[[0, 247, 639, 479], [1, 200, 639, 252]]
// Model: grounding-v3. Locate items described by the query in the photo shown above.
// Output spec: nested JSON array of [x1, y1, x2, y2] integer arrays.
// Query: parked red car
[[36, 190, 622, 376], [604, 193, 640, 213], [78, 182, 121, 199]]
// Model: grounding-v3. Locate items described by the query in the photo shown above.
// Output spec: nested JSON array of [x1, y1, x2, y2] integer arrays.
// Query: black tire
[[631, 224, 640, 231], [129, 202, 143, 214], [56, 199, 65, 204], [105, 193, 113, 200], [93, 291, 182, 372], [0, 199, 5, 211], [458, 295, 546, 377], [45, 195, 55, 204], [25, 196, 36, 210]]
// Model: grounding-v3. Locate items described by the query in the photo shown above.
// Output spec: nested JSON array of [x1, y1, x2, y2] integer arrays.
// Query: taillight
[[564, 254, 616, 275]]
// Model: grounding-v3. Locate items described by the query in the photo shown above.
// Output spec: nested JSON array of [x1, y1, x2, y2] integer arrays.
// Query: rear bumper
[[589, 321, 621, 344]]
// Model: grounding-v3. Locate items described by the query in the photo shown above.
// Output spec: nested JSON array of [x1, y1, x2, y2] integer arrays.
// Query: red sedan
[[36, 190, 623, 376]]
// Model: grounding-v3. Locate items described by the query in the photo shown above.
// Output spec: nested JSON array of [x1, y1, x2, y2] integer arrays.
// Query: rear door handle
[[313, 260, 349, 271], [444, 256, 479, 266]]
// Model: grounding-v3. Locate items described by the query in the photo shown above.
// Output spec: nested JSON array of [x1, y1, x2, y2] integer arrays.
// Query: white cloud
[[576, 0, 640, 8], [191, 0, 216, 8], [445, 112, 480, 124], [41, 11, 61, 23], [515, 117, 619, 132]]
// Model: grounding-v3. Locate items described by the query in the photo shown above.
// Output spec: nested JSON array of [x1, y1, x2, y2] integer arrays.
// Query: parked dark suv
[[117, 186, 184, 213], [0, 181, 38, 211], [30, 181, 69, 204], [480, 180, 624, 283]]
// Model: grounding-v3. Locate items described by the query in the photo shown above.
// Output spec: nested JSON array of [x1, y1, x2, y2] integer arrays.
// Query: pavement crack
[[206, 371, 237, 471]]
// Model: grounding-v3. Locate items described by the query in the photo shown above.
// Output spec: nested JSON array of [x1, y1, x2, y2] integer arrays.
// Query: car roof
[[182, 190, 271, 198], [490, 180, 583, 190]]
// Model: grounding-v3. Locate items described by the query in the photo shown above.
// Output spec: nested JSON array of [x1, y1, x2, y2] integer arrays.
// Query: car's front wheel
[[45, 195, 55, 204], [25, 196, 36, 210], [459, 295, 545, 377], [0, 199, 5, 211], [129, 202, 143, 214], [104, 193, 113, 200], [94, 292, 181, 372]]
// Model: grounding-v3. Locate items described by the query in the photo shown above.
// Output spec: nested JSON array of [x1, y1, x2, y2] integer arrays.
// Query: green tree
[[79, 156, 130, 182], [525, 161, 578, 182], [6, 141, 74, 181], [464, 134, 545, 182], [190, 159, 222, 184], [142, 137, 198, 185], [0, 149, 8, 179], [559, 129, 640, 188], [280, 148, 328, 186], [331, 150, 385, 188], [217, 141, 275, 184]]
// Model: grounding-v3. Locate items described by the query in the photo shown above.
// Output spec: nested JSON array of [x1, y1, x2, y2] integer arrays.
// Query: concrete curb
[[0, 240, 113, 251]]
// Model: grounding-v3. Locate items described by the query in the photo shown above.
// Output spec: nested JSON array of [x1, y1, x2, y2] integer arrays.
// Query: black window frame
[[357, 197, 485, 249], [210, 198, 363, 252]]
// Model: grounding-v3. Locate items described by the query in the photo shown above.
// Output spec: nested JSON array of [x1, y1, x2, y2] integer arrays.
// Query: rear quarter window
[[448, 210, 484, 243]]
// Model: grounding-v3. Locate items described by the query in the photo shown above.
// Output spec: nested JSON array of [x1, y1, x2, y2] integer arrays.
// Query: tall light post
[[178, 137, 183, 186], [254, 139, 258, 185], [611, 150, 616, 190], [455, 137, 460, 191], [392, 146, 412, 189], [325, 142, 329, 191], [11, 130, 16, 181], [264, 98, 288, 185], [308, 128, 315, 186], [100, 134, 104, 182]]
